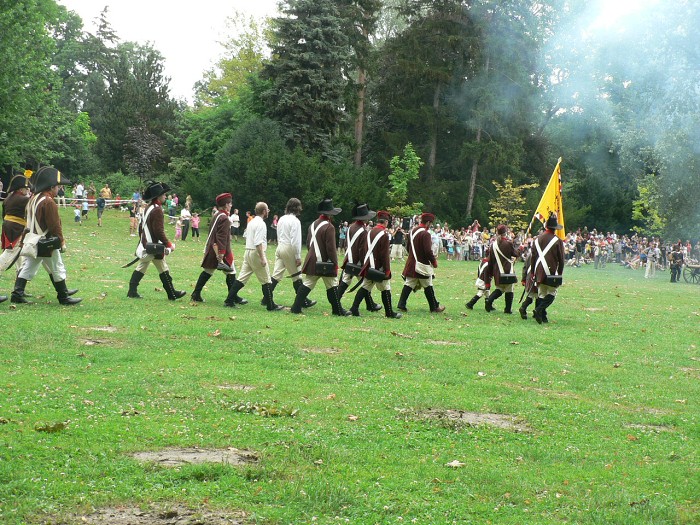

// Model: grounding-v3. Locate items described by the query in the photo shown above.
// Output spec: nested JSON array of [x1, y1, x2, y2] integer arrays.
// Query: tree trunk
[[427, 81, 441, 178], [354, 67, 366, 168], [466, 54, 489, 219]]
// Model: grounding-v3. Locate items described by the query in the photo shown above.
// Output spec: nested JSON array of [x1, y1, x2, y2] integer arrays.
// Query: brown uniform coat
[[140, 202, 171, 259], [341, 221, 368, 269], [201, 210, 233, 269], [1, 191, 29, 248], [402, 225, 437, 278], [532, 231, 565, 285], [34, 193, 64, 245], [488, 237, 518, 285], [301, 217, 339, 276], [361, 225, 391, 279]]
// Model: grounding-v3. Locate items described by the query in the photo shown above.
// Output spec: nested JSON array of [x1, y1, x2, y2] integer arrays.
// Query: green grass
[[0, 208, 698, 524]]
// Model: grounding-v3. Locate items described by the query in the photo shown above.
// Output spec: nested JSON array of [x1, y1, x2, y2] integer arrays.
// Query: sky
[[57, 0, 281, 103]]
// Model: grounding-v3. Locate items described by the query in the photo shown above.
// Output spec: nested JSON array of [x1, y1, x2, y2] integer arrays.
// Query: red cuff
[[167, 242, 174, 249]]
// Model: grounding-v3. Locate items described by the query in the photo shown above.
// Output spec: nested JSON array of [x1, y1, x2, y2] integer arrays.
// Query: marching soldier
[[263, 198, 316, 309], [338, 203, 382, 313], [291, 197, 350, 316], [126, 180, 186, 300], [519, 246, 537, 319], [11, 167, 81, 305], [0, 173, 33, 303], [225, 202, 282, 311], [485, 224, 518, 314], [347, 211, 401, 318], [465, 247, 491, 310], [396, 212, 445, 313], [532, 212, 565, 324], [191, 193, 243, 304]]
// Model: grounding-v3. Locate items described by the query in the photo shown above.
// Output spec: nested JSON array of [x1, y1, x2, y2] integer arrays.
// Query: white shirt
[[245, 215, 268, 250], [230, 213, 240, 228], [180, 208, 192, 221], [276, 213, 302, 259], [75, 183, 84, 197]]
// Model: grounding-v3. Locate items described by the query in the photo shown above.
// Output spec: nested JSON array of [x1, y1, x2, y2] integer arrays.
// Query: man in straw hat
[[346, 210, 401, 318], [290, 197, 350, 316], [190, 192, 242, 304], [126, 180, 186, 301], [11, 167, 81, 305], [531, 212, 565, 324], [337, 203, 382, 313], [396, 212, 445, 313]]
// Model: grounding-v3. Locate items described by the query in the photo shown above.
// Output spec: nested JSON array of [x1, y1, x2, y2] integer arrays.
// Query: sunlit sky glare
[[57, 0, 281, 103], [589, 0, 660, 30]]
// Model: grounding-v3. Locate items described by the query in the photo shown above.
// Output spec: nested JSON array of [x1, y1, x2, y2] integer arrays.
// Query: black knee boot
[[11, 277, 29, 304], [365, 291, 383, 312], [424, 286, 445, 313], [127, 271, 144, 298], [465, 295, 480, 309], [54, 279, 82, 305], [49, 274, 78, 296], [261, 278, 279, 306], [504, 292, 514, 314], [159, 271, 186, 300], [397, 284, 412, 312], [519, 296, 533, 319], [191, 271, 212, 302], [327, 286, 351, 316], [293, 279, 316, 308], [337, 280, 349, 299], [349, 288, 367, 317], [262, 282, 284, 311], [382, 289, 402, 319], [291, 283, 312, 314], [485, 289, 502, 312], [534, 296, 555, 324], [224, 278, 245, 307]]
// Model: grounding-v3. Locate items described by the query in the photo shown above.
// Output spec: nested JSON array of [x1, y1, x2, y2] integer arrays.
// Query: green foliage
[[632, 175, 666, 237], [488, 177, 539, 232], [387, 143, 424, 217]]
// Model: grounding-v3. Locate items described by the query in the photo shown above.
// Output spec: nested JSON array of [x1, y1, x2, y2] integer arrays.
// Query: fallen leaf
[[626, 434, 638, 441], [327, 393, 336, 400], [477, 371, 486, 377], [510, 341, 520, 345], [314, 459, 323, 465], [445, 460, 465, 468], [208, 329, 221, 337], [347, 415, 359, 421]]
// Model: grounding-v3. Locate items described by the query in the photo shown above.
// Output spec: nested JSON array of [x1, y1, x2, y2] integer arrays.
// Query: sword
[[121, 256, 140, 268], [286, 270, 303, 279], [4, 229, 28, 271]]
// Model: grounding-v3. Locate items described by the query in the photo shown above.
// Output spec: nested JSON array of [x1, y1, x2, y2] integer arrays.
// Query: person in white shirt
[[180, 206, 192, 241], [645, 242, 660, 278], [230, 209, 241, 242], [225, 202, 283, 311], [261, 198, 316, 309]]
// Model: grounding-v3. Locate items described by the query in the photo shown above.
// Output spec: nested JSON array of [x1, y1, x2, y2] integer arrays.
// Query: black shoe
[[127, 271, 144, 299], [11, 277, 30, 304], [291, 284, 312, 314]]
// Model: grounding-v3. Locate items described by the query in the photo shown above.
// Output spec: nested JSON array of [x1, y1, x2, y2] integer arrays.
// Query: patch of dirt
[[58, 504, 244, 524], [216, 384, 256, 392], [415, 409, 532, 432], [425, 340, 460, 346], [80, 338, 114, 346], [504, 383, 580, 399], [91, 326, 118, 332], [583, 307, 606, 311], [302, 347, 340, 354], [131, 447, 258, 467]]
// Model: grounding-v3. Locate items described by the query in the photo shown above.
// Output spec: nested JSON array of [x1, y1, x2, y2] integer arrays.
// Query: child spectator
[[74, 204, 82, 225], [191, 212, 200, 241], [174, 218, 182, 241], [81, 198, 89, 220]]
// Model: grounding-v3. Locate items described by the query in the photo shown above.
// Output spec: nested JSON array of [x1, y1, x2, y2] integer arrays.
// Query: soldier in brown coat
[[12, 167, 81, 305], [532, 212, 565, 323], [0, 174, 32, 302], [190, 193, 245, 305], [347, 211, 401, 318], [291, 198, 350, 316], [397, 212, 445, 313], [338, 203, 381, 313], [485, 224, 519, 314], [126, 181, 186, 301]]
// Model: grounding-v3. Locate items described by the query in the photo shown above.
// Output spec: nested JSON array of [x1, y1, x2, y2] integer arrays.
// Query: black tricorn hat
[[318, 197, 342, 216], [545, 212, 563, 230], [8, 174, 31, 193], [33, 166, 71, 193], [142, 181, 172, 201], [351, 203, 376, 221]]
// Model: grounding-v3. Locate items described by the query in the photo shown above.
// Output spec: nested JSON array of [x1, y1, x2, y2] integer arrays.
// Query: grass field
[[1, 208, 698, 524]]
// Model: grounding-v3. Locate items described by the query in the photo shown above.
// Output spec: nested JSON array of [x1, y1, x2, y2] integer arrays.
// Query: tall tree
[[261, 0, 351, 158]]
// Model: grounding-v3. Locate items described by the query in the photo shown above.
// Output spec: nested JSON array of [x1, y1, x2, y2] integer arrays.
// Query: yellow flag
[[533, 157, 565, 240]]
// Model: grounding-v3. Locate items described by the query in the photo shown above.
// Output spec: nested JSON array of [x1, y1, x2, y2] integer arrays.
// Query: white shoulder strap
[[346, 226, 365, 264], [203, 211, 226, 253], [26, 195, 47, 236], [410, 227, 425, 259], [535, 236, 560, 275], [364, 230, 386, 267], [492, 240, 513, 275], [310, 221, 329, 261], [141, 205, 157, 243]]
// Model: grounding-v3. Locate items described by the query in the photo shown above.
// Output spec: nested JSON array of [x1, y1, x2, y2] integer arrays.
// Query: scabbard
[[121, 257, 140, 268]]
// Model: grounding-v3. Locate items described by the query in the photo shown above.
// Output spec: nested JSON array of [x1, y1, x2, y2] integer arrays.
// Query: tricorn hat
[[318, 197, 342, 216], [33, 166, 71, 193], [351, 203, 376, 221], [8, 174, 31, 193], [142, 180, 172, 201], [545, 212, 563, 230]]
